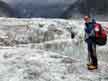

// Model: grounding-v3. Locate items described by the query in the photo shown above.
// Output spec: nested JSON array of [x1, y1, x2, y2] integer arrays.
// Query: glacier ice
[[0, 18, 107, 81]]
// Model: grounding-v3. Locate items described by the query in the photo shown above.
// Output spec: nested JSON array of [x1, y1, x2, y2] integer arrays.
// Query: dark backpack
[[94, 23, 107, 45]]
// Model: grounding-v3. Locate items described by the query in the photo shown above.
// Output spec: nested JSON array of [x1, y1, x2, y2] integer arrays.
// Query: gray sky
[[2, 0, 77, 5]]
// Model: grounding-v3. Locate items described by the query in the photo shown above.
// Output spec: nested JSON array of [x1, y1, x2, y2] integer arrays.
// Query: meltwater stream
[[0, 18, 108, 81]]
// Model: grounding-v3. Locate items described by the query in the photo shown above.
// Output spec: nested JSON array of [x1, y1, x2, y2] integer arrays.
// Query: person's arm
[[89, 29, 95, 37], [84, 26, 89, 42], [84, 32, 89, 41]]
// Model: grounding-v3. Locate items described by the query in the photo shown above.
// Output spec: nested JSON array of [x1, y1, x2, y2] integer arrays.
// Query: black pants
[[87, 39, 98, 66]]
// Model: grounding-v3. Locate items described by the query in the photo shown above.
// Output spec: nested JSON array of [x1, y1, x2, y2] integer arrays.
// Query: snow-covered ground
[[0, 18, 108, 81]]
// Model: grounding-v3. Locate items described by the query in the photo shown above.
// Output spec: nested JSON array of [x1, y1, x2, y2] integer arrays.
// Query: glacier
[[0, 18, 108, 81]]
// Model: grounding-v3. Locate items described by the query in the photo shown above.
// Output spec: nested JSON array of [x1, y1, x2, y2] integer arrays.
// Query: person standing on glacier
[[84, 16, 98, 70]]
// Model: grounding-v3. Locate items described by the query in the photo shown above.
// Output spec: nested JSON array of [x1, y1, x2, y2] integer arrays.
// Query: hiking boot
[[88, 65, 97, 70], [87, 63, 92, 66]]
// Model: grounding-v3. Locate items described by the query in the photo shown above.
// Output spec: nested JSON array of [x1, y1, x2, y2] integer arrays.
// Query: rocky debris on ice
[[0, 18, 77, 46]]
